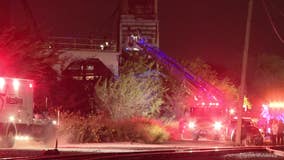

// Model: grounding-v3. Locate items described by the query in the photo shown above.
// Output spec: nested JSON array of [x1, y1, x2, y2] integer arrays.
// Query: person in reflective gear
[[271, 119, 278, 145], [277, 121, 284, 145]]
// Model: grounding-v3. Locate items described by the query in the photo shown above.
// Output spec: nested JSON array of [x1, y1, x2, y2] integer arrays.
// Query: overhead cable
[[266, 0, 284, 17], [262, 0, 284, 44]]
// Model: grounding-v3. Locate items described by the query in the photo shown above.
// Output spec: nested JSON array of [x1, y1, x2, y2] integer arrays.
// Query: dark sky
[[4, 0, 284, 82], [159, 0, 284, 82]]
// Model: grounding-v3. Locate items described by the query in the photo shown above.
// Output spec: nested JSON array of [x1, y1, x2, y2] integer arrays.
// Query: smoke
[[13, 135, 71, 150], [13, 139, 46, 149]]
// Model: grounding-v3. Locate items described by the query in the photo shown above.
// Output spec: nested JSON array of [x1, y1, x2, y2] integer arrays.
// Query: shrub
[[57, 112, 169, 144], [95, 72, 165, 120], [130, 117, 169, 143], [164, 121, 181, 141]]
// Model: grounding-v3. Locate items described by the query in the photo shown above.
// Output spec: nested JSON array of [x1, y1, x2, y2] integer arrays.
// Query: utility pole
[[236, 0, 253, 145]]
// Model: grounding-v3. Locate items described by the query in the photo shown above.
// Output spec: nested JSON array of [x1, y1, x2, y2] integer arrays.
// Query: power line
[[266, 0, 284, 17], [262, 0, 284, 44], [21, 0, 43, 41]]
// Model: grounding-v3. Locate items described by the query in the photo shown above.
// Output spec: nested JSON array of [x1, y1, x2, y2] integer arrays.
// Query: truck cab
[[181, 106, 227, 141]]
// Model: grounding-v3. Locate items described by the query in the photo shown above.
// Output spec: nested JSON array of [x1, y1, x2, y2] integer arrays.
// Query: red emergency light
[[197, 102, 220, 107], [209, 102, 219, 106], [268, 101, 284, 109], [29, 83, 33, 88]]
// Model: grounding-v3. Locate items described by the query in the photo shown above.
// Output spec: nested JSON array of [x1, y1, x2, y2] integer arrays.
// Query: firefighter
[[277, 121, 284, 145], [271, 119, 278, 145]]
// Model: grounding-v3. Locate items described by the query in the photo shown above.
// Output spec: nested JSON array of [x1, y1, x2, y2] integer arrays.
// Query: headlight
[[9, 115, 15, 122], [15, 135, 31, 141], [188, 121, 196, 129], [229, 109, 235, 115], [213, 121, 222, 131], [52, 120, 57, 125]]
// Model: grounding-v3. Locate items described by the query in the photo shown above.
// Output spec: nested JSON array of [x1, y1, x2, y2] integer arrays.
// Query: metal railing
[[47, 36, 118, 52]]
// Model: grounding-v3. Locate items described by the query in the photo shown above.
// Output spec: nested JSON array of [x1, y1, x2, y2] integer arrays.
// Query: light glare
[[13, 79, 20, 91], [9, 116, 15, 122], [188, 121, 196, 129], [0, 78, 5, 90], [15, 135, 31, 141], [52, 120, 57, 125], [213, 121, 222, 130], [229, 109, 235, 115], [268, 101, 284, 108]]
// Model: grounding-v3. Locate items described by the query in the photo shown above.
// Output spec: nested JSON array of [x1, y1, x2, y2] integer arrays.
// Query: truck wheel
[[193, 134, 199, 141], [231, 130, 236, 142], [214, 135, 220, 141], [180, 133, 184, 140], [181, 129, 185, 140], [0, 128, 16, 148], [253, 136, 263, 145]]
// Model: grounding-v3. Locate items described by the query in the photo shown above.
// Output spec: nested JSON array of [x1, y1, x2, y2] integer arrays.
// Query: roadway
[[0, 139, 282, 159], [13, 139, 233, 153]]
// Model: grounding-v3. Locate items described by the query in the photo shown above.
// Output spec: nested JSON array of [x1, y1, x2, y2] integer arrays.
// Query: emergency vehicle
[[261, 101, 284, 136], [0, 77, 57, 148]]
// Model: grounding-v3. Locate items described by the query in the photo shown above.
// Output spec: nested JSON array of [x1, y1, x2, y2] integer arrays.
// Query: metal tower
[[119, 0, 159, 52]]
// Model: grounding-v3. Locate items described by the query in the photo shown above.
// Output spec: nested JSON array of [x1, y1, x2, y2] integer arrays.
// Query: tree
[[182, 58, 219, 86], [183, 58, 239, 106], [0, 28, 60, 79], [119, 52, 157, 75], [95, 56, 166, 120], [0, 27, 61, 110], [249, 53, 284, 104], [163, 58, 239, 119], [162, 78, 192, 120]]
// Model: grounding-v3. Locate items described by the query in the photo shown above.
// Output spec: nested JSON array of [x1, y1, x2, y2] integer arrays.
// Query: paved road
[[1, 140, 283, 159], [14, 139, 233, 153], [1, 140, 230, 159]]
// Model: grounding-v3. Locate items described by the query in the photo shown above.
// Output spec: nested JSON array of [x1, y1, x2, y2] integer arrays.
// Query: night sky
[[4, 0, 284, 82], [159, 0, 284, 82]]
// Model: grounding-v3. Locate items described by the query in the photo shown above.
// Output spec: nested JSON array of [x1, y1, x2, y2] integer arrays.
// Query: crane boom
[[127, 36, 223, 106], [124, 34, 228, 141]]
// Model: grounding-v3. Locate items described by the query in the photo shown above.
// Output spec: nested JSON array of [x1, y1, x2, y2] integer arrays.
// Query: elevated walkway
[[47, 36, 120, 77]]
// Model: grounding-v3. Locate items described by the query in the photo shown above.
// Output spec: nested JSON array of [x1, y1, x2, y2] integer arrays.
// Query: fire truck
[[0, 77, 57, 148], [125, 34, 228, 141]]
